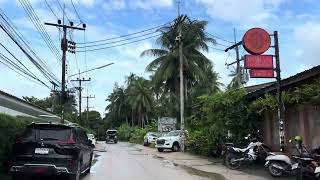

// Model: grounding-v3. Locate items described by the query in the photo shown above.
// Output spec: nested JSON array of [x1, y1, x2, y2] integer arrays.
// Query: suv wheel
[[157, 148, 164, 152], [172, 142, 180, 152], [69, 161, 81, 180], [85, 153, 93, 174]]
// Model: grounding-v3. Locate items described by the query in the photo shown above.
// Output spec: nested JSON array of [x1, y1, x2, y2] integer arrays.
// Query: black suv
[[10, 123, 94, 180], [105, 129, 118, 143]]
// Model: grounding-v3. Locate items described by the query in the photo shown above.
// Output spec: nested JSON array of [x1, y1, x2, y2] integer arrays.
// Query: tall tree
[[126, 77, 153, 128], [141, 16, 216, 96]]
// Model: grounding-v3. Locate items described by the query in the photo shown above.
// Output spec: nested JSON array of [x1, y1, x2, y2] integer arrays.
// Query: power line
[[18, 0, 61, 63], [56, 0, 71, 22], [0, 52, 51, 88], [0, 11, 60, 85], [78, 21, 172, 44], [70, 0, 83, 23], [208, 46, 226, 52], [44, 0, 58, 19], [76, 30, 159, 48], [206, 32, 233, 44], [76, 34, 161, 52]]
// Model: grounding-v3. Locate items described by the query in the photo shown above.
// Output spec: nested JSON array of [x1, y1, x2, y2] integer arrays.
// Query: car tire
[[172, 142, 180, 152], [158, 148, 164, 152], [85, 153, 93, 174], [69, 161, 81, 180], [114, 140, 118, 144]]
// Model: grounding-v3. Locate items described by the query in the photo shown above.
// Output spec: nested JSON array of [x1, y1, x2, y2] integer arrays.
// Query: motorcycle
[[224, 134, 271, 169], [266, 139, 320, 178]]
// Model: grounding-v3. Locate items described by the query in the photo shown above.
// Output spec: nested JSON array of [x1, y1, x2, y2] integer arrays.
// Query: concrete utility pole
[[273, 31, 284, 152], [83, 95, 95, 122], [234, 28, 241, 83], [45, 17, 85, 124], [71, 77, 91, 125]]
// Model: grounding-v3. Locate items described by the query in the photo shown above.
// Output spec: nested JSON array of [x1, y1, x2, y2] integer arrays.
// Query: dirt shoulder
[[133, 143, 294, 180]]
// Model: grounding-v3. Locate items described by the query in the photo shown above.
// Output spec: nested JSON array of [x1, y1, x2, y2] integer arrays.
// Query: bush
[[0, 114, 41, 170], [117, 120, 158, 143]]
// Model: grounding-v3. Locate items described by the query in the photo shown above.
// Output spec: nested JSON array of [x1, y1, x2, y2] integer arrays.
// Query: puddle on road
[[179, 165, 226, 180]]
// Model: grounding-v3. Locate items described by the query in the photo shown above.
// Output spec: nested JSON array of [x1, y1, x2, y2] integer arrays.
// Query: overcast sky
[[0, 0, 319, 116]]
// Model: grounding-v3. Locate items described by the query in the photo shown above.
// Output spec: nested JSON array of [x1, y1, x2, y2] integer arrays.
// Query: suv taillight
[[58, 134, 75, 145]]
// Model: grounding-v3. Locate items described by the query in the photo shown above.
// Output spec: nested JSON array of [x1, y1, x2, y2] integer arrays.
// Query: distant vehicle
[[106, 129, 118, 143], [143, 132, 157, 146], [87, 133, 96, 146], [10, 122, 94, 180], [155, 130, 187, 152]]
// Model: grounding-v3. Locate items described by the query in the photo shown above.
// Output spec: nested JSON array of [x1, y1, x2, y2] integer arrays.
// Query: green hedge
[[117, 121, 158, 144], [0, 114, 41, 169]]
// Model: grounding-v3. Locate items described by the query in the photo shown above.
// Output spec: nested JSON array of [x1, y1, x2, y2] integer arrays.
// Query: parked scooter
[[265, 136, 320, 178], [224, 133, 271, 169]]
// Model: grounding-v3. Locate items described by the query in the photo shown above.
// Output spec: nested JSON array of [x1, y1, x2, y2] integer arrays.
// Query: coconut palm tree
[[141, 16, 216, 97], [126, 77, 153, 128]]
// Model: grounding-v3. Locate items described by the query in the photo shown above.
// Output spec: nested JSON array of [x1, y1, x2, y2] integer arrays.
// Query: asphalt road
[[83, 142, 209, 180]]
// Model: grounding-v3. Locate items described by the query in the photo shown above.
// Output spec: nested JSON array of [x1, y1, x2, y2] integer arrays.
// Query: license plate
[[292, 163, 298, 169], [315, 167, 320, 173], [35, 148, 49, 154]]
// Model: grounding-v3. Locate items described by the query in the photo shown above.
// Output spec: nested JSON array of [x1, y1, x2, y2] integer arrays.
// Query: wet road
[[83, 142, 209, 180]]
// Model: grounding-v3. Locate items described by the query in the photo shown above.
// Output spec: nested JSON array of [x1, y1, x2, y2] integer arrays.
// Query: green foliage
[[0, 114, 41, 165], [117, 124, 133, 141], [117, 121, 158, 143], [251, 81, 320, 113], [187, 130, 214, 156], [187, 89, 261, 156]]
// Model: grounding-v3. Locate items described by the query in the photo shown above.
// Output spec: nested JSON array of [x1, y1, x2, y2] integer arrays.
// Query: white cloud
[[103, 0, 126, 10], [293, 22, 320, 66], [129, 0, 173, 9], [196, 0, 285, 24]]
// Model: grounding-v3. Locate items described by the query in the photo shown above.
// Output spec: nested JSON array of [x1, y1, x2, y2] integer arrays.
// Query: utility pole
[[82, 95, 95, 122], [45, 17, 86, 123], [71, 77, 91, 125], [176, 1, 186, 152], [234, 28, 241, 85], [274, 31, 284, 152]]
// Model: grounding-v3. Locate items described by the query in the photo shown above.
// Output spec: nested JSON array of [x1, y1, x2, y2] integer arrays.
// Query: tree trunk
[[141, 113, 145, 129], [126, 117, 128, 125], [146, 113, 149, 124], [131, 108, 134, 127]]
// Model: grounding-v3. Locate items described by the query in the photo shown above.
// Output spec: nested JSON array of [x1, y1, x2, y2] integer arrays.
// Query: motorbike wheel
[[225, 153, 242, 169], [267, 161, 284, 177]]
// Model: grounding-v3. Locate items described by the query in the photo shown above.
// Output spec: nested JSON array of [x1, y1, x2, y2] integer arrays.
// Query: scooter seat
[[232, 147, 247, 153]]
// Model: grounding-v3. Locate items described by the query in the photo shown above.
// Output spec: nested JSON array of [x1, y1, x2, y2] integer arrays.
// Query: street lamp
[[68, 62, 114, 78]]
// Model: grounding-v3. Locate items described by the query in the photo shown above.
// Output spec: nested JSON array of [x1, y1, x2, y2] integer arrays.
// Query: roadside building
[[0, 90, 61, 122], [246, 65, 320, 150]]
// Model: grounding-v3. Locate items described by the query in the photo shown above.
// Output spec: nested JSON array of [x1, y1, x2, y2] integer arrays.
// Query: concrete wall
[[263, 104, 320, 151], [0, 91, 61, 122]]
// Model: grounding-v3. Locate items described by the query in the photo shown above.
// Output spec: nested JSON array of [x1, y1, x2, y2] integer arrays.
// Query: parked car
[[155, 130, 187, 152], [87, 133, 96, 147], [143, 132, 157, 146], [10, 122, 94, 180], [106, 129, 118, 143]]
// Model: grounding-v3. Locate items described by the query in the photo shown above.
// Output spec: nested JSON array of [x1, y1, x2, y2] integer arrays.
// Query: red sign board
[[243, 28, 271, 55], [244, 55, 273, 69], [250, 70, 274, 78]]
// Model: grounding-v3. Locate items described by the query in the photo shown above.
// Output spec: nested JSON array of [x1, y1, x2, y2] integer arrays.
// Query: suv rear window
[[23, 125, 71, 141], [107, 131, 117, 134]]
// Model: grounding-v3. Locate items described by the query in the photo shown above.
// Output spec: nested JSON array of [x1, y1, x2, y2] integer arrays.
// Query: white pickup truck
[[155, 130, 187, 152]]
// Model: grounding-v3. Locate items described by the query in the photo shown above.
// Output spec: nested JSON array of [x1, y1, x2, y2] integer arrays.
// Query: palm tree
[[126, 77, 153, 128], [141, 16, 216, 97], [227, 67, 243, 89]]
